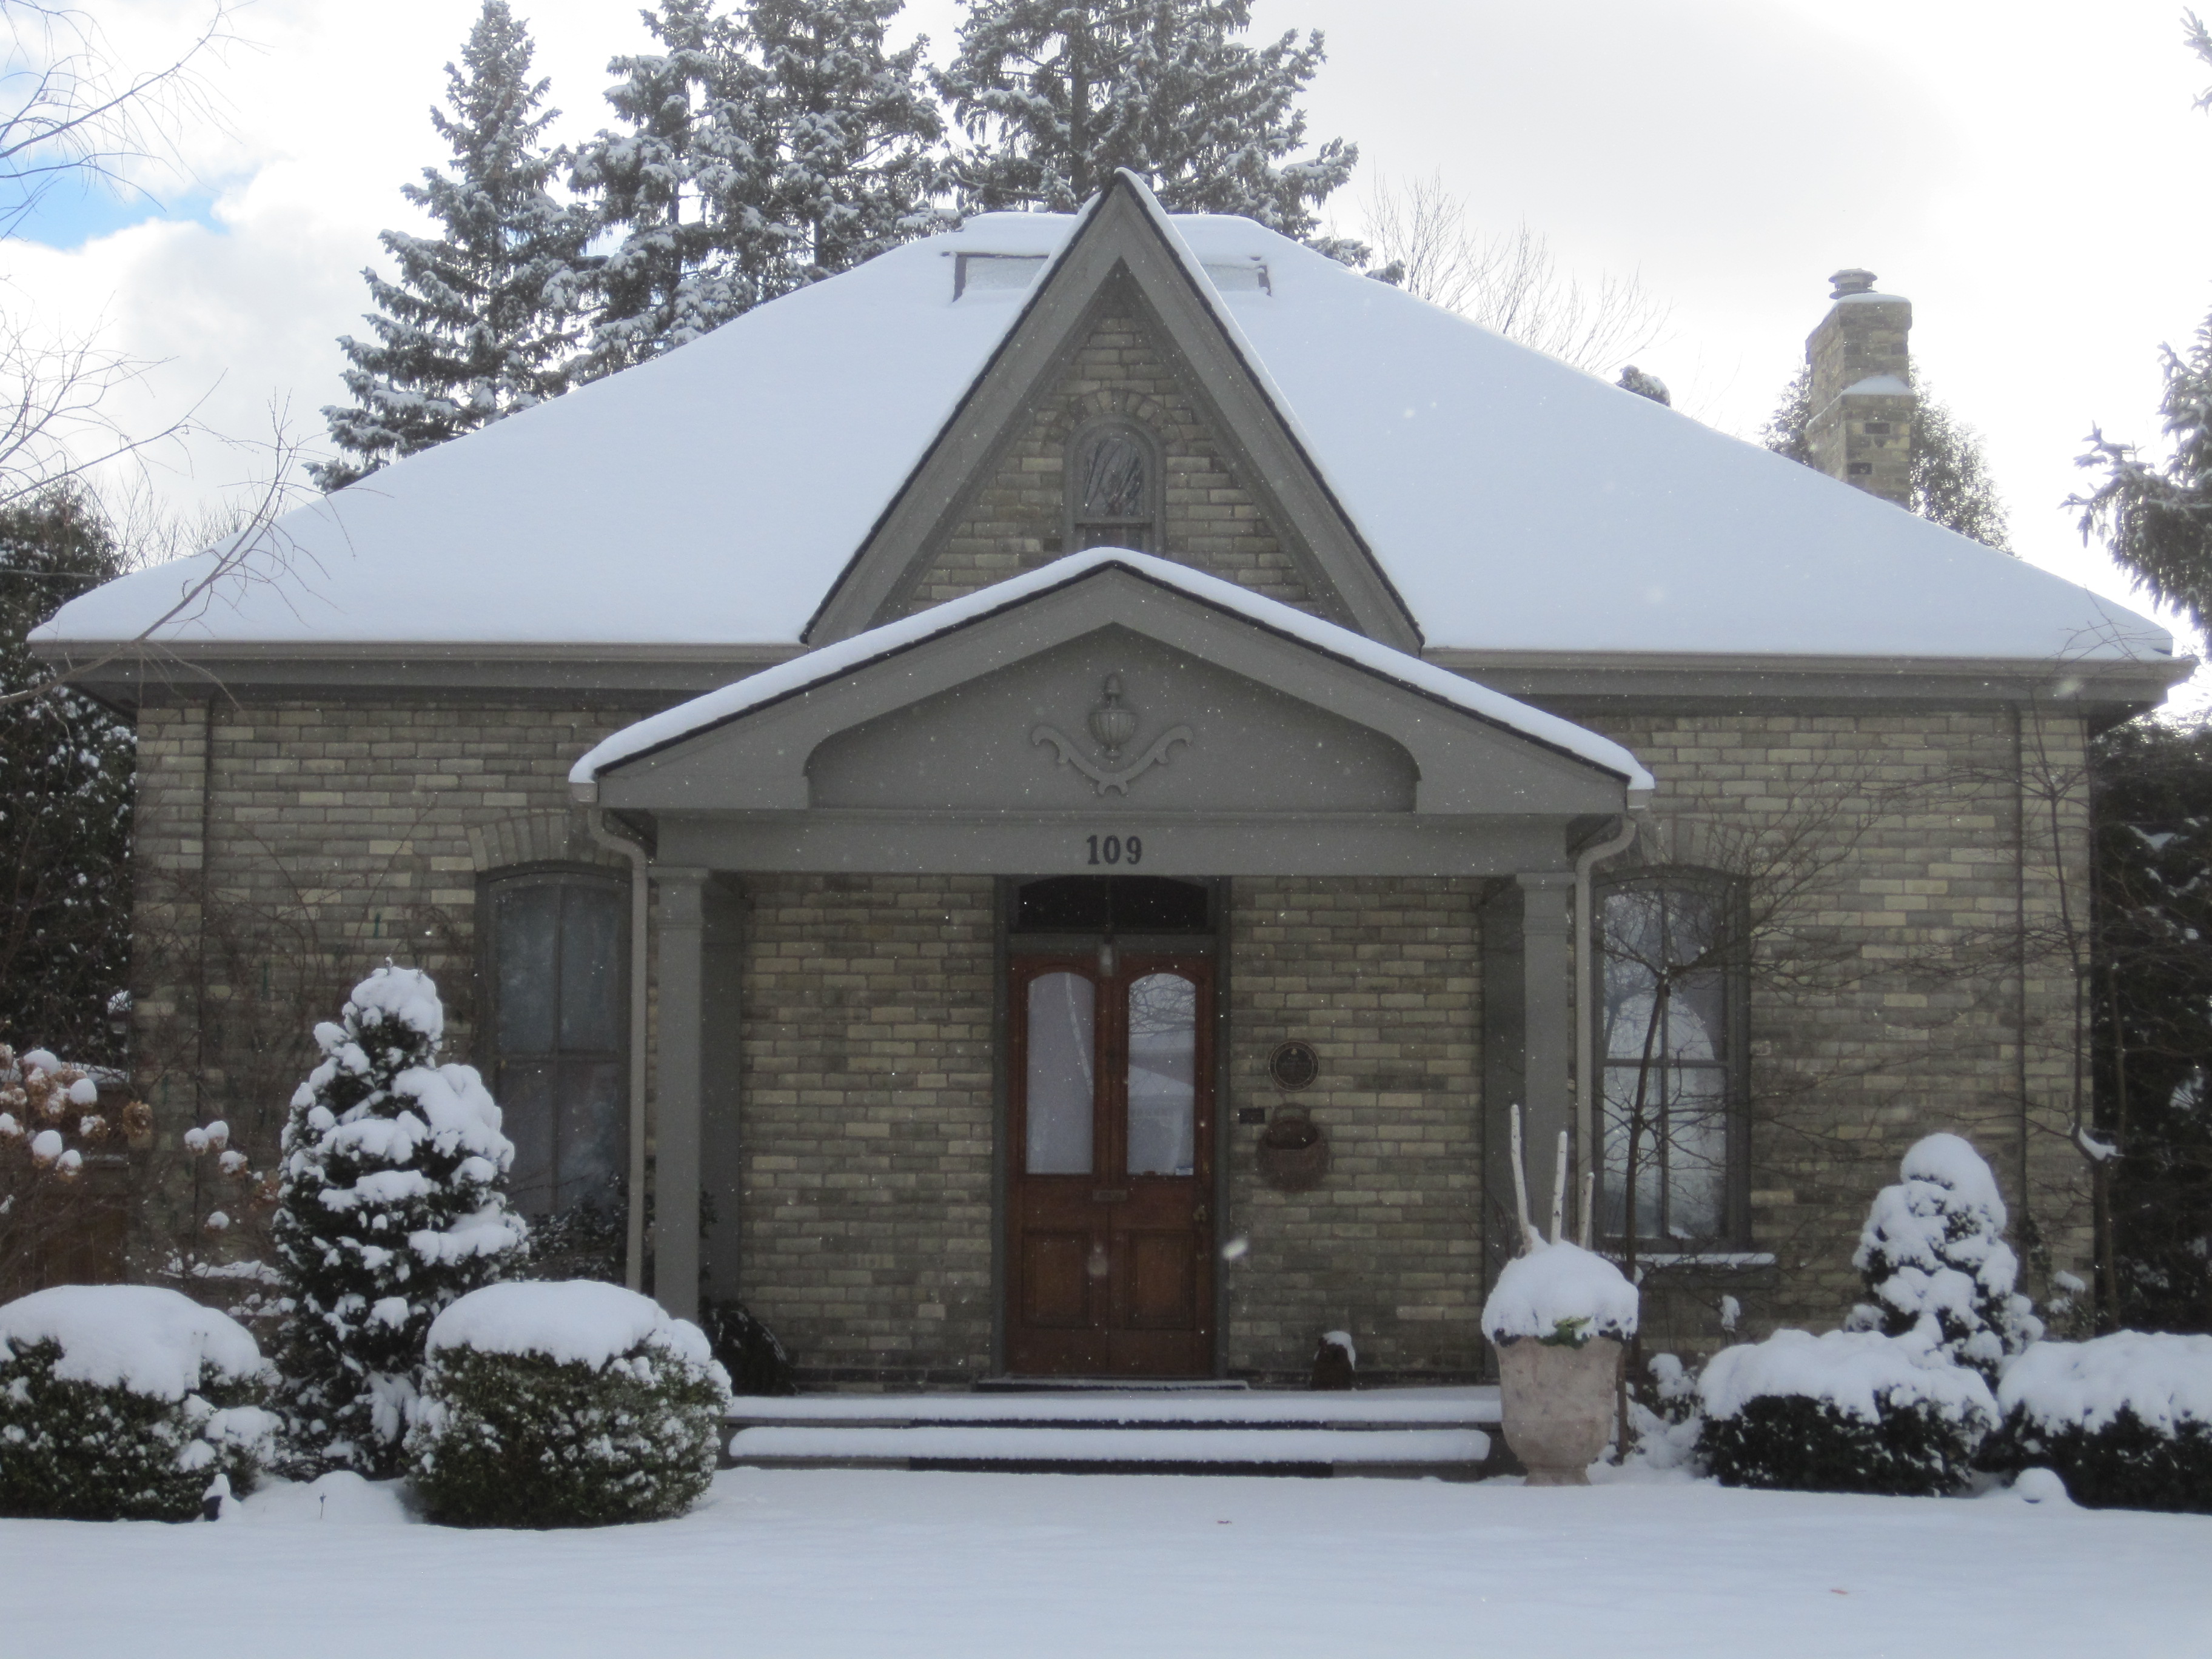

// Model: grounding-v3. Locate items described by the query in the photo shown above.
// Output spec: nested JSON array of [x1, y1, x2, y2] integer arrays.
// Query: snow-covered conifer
[[313, 1, 592, 491], [938, 0, 1359, 253], [569, 0, 780, 375], [1848, 1133, 2040, 1384], [273, 967, 528, 1476]]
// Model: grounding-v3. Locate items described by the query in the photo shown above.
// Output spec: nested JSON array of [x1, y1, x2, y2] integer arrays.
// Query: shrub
[[1849, 1133, 2039, 1383], [700, 1298, 797, 1397], [0, 1285, 278, 1520], [1698, 1327, 1997, 1497], [407, 1280, 731, 1527], [274, 967, 528, 1476], [1990, 1332, 2212, 1512]]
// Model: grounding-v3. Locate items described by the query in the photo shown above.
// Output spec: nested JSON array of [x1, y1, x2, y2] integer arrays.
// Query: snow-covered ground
[[9, 1467, 2205, 1658]]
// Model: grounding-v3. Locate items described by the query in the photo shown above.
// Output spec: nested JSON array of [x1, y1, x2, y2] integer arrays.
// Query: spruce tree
[[2073, 16, 2212, 634], [937, 0, 1359, 254], [0, 486, 131, 1061], [1848, 1133, 2040, 1384], [313, 1, 592, 491], [756, 0, 948, 284], [274, 967, 528, 1476], [569, 0, 780, 375], [1761, 364, 2012, 551]]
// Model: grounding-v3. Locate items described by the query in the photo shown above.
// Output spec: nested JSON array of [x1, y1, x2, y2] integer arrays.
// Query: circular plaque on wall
[[1267, 1039, 1319, 1091]]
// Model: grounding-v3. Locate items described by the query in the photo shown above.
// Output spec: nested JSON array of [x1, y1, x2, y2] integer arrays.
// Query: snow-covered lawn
[[10, 1467, 2206, 1658]]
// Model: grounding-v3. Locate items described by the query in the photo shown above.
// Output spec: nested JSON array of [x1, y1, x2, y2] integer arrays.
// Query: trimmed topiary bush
[[407, 1280, 731, 1527], [0, 1285, 279, 1520], [1698, 1327, 1997, 1497], [1990, 1332, 2212, 1512]]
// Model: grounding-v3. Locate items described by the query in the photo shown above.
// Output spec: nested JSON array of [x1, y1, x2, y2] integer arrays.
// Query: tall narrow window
[[482, 867, 627, 1224], [1067, 418, 1161, 553], [1595, 871, 1747, 1248]]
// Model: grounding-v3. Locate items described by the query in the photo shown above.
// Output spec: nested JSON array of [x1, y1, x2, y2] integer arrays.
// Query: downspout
[[585, 799, 652, 1295], [1574, 815, 1641, 1238]]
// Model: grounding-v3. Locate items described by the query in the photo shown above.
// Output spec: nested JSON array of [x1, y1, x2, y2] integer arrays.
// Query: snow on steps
[[726, 1386, 1498, 1478]]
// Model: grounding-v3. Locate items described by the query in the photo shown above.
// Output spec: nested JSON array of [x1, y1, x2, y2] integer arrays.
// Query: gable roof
[[38, 177, 2172, 669], [570, 548, 1654, 798]]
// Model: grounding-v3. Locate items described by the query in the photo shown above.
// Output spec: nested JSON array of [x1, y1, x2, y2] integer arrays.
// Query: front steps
[[726, 1385, 1499, 1478]]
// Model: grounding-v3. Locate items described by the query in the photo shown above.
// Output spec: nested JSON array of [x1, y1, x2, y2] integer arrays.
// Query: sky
[[8, 0, 2212, 700]]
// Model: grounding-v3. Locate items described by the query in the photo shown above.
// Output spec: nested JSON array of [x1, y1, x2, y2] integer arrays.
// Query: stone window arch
[[1592, 865, 1751, 1249], [1066, 416, 1162, 554]]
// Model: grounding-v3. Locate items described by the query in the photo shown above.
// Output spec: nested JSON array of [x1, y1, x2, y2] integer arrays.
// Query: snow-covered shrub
[[1625, 1353, 1704, 1473], [700, 1298, 797, 1397], [1989, 1332, 2212, 1512], [1698, 1328, 1997, 1496], [1481, 1239, 1639, 1350], [0, 1285, 278, 1520], [273, 967, 528, 1476], [407, 1281, 731, 1527], [1848, 1132, 2039, 1383]]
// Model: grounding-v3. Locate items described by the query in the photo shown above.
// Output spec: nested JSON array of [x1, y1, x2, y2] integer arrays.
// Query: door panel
[[1006, 953, 1215, 1377]]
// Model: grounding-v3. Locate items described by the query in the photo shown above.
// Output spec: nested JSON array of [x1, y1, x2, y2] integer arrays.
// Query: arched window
[[1594, 868, 1748, 1248], [480, 865, 628, 1225], [1067, 418, 1162, 553]]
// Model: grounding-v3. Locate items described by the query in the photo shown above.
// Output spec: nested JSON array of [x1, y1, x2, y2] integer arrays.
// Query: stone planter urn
[[1493, 1333, 1626, 1486]]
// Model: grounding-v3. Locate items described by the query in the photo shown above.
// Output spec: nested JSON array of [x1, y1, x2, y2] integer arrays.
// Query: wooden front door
[[1007, 953, 1215, 1376]]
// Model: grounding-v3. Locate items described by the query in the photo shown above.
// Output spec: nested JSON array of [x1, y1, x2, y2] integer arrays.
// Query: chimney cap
[[1829, 268, 1879, 300]]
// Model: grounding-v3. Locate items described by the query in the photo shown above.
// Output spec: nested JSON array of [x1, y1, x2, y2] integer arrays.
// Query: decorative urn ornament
[[1087, 672, 1140, 761], [1480, 1111, 1638, 1485]]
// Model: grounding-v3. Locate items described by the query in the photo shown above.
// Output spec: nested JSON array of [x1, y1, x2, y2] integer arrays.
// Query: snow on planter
[[1481, 1239, 1639, 1349], [407, 1281, 732, 1528], [1991, 1332, 2212, 1512], [1698, 1327, 1997, 1496], [1849, 1132, 2039, 1382], [0, 1284, 279, 1520]]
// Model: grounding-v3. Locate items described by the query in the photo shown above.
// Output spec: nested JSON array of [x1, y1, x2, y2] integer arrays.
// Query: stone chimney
[[1804, 268, 1915, 508]]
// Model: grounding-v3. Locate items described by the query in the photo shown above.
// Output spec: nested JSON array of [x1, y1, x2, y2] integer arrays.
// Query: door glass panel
[[1125, 972, 1197, 1176], [1025, 972, 1096, 1174]]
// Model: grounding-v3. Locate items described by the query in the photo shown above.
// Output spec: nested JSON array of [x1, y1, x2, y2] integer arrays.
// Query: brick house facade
[[42, 176, 2180, 1386]]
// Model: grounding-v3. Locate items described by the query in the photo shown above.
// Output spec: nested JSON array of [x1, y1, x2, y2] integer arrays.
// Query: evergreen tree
[[1761, 364, 2012, 550], [2073, 15, 2212, 634], [2091, 716, 2212, 1333], [569, 0, 780, 374], [937, 0, 1359, 255], [313, 1, 592, 491], [755, 0, 948, 284], [1848, 1133, 2040, 1384], [0, 486, 131, 1062], [274, 967, 528, 1476]]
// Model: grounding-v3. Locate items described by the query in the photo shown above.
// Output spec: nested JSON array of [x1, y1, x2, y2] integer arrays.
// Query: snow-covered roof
[[39, 182, 2171, 665], [571, 548, 1657, 795]]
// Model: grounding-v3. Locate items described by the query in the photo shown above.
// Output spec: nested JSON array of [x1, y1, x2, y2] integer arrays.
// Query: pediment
[[589, 558, 1637, 822], [803, 173, 1421, 653]]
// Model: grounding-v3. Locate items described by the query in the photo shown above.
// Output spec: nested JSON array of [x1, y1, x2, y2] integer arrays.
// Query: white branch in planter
[[1550, 1130, 1568, 1246]]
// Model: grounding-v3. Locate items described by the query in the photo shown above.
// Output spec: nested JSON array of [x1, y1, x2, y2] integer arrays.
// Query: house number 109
[[1085, 834, 1143, 866]]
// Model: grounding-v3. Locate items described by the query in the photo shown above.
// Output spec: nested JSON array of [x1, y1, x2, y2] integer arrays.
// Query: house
[[35, 174, 2184, 1385]]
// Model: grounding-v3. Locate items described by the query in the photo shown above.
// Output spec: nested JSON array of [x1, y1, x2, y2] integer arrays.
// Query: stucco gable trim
[[802, 173, 1421, 653]]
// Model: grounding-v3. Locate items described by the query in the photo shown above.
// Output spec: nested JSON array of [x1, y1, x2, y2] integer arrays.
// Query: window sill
[[1627, 1252, 1776, 1272]]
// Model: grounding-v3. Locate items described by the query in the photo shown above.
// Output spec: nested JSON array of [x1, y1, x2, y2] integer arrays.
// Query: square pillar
[[654, 866, 708, 1321], [1518, 873, 1575, 1239]]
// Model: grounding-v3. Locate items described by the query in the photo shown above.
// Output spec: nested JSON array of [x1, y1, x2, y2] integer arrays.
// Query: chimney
[[1804, 268, 1914, 508]]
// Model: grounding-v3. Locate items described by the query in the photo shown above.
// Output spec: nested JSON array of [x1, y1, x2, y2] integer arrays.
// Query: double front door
[[1006, 953, 1215, 1376]]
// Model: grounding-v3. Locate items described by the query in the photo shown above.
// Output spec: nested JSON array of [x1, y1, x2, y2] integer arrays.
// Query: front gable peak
[[803, 174, 1421, 654]]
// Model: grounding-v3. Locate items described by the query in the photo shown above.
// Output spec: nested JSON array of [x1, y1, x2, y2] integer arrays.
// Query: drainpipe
[[585, 799, 652, 1295], [1574, 815, 1641, 1240]]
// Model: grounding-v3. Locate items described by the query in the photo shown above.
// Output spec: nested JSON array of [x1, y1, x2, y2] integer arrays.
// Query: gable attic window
[[1067, 417, 1162, 553], [954, 253, 1046, 297], [1593, 868, 1749, 1250], [480, 865, 628, 1230]]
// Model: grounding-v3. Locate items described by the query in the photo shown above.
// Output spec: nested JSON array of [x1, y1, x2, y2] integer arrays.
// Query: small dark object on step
[[1310, 1331, 1356, 1391], [701, 1298, 799, 1396]]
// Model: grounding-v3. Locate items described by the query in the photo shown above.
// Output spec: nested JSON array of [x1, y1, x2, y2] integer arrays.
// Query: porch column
[[1518, 873, 1575, 1238], [654, 865, 708, 1321]]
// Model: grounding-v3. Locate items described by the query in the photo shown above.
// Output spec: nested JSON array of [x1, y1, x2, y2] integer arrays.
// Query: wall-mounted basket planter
[[1255, 1109, 1330, 1191]]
